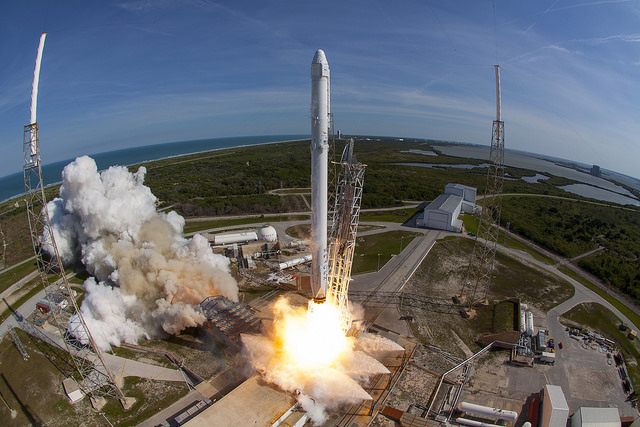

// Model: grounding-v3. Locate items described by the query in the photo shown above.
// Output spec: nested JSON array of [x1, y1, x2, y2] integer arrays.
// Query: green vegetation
[[359, 208, 417, 223], [460, 213, 555, 265], [0, 281, 42, 323], [559, 266, 640, 330], [473, 300, 518, 335], [101, 377, 190, 425], [501, 196, 640, 303], [560, 302, 640, 389], [0, 260, 37, 294], [352, 231, 421, 274]]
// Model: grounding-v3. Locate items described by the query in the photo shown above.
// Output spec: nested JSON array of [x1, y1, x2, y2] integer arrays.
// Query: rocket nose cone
[[312, 49, 328, 65]]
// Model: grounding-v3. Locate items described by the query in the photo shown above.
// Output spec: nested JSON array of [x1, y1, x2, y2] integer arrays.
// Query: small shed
[[62, 377, 84, 403]]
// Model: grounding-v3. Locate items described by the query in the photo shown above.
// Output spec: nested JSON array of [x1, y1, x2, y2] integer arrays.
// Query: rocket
[[310, 49, 330, 303]]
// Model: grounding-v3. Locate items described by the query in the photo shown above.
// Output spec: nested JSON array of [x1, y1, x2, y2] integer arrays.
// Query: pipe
[[458, 401, 518, 422]]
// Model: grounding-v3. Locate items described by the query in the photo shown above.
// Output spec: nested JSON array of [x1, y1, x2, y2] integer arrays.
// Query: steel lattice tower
[[22, 33, 125, 404], [458, 65, 505, 312], [326, 139, 366, 334]]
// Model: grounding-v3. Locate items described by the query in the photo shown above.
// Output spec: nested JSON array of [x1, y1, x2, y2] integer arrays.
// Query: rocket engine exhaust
[[310, 49, 330, 303]]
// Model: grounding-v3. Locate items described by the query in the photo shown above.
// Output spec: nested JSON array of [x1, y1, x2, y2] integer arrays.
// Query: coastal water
[[0, 135, 306, 202]]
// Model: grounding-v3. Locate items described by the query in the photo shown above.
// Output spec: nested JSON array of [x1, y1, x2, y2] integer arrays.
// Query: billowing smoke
[[43, 156, 237, 350], [242, 297, 404, 424]]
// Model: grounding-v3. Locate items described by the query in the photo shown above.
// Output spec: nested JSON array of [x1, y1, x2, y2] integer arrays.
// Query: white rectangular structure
[[417, 194, 463, 232], [571, 407, 620, 427], [541, 384, 569, 427], [445, 183, 476, 213]]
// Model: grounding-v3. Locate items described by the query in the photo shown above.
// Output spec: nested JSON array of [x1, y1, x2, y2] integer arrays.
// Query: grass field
[[352, 230, 421, 274], [559, 266, 640, 331], [460, 213, 555, 265], [359, 209, 418, 223], [0, 259, 37, 294]]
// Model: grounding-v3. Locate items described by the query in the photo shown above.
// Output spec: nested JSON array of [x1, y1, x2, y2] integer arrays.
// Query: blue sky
[[1, 1, 640, 179]]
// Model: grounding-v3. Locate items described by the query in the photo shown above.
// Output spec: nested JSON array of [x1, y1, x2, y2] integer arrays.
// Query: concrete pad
[[185, 374, 296, 426], [90, 396, 106, 411], [122, 396, 137, 411]]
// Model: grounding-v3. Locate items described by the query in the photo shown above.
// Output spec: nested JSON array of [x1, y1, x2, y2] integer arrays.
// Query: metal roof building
[[416, 183, 476, 232]]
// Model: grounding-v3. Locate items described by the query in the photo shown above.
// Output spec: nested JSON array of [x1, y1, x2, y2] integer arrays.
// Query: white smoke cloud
[[44, 156, 238, 350]]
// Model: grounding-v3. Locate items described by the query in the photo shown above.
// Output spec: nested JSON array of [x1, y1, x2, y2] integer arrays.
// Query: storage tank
[[526, 311, 534, 336], [213, 232, 258, 245], [257, 225, 277, 242], [541, 384, 569, 427], [458, 402, 518, 422], [278, 254, 312, 270], [520, 309, 527, 333]]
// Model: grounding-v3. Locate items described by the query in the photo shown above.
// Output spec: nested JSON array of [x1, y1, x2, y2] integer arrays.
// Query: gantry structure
[[22, 33, 126, 404], [457, 65, 505, 314], [326, 139, 366, 334]]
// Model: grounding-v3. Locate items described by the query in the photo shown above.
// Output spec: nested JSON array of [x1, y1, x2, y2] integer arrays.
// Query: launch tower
[[326, 140, 366, 334], [457, 65, 505, 315], [22, 34, 126, 404]]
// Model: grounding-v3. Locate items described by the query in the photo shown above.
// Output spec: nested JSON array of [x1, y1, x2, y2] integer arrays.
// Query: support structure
[[457, 65, 505, 312], [22, 33, 125, 404], [326, 140, 366, 334]]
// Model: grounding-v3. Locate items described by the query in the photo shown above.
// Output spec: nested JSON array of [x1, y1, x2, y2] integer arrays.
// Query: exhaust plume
[[242, 297, 403, 424], [43, 156, 237, 350]]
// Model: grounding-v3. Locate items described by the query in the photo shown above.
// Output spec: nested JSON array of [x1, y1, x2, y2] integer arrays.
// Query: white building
[[541, 384, 569, 427], [571, 407, 620, 427], [444, 183, 477, 213], [416, 183, 476, 232]]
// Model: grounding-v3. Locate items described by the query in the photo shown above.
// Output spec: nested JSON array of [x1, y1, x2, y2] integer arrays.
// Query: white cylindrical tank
[[213, 232, 258, 245], [520, 309, 527, 333], [458, 402, 518, 422], [526, 311, 534, 336], [279, 254, 312, 270], [257, 225, 277, 242]]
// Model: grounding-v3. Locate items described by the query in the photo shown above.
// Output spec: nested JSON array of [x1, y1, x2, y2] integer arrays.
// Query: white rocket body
[[310, 49, 330, 302]]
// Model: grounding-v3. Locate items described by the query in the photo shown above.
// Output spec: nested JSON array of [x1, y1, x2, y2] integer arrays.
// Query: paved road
[[350, 229, 447, 335]]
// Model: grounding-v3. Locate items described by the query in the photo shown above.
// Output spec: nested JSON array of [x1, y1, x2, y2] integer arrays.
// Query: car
[[558, 342, 563, 349]]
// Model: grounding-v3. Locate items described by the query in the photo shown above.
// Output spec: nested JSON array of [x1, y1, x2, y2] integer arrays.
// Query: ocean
[[0, 135, 307, 203]]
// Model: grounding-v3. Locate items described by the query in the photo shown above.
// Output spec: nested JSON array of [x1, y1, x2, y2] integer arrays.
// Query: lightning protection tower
[[23, 33, 126, 405], [457, 65, 505, 316], [326, 139, 366, 334]]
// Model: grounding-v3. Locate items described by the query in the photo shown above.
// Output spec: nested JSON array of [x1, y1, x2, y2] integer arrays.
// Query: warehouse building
[[416, 183, 476, 232]]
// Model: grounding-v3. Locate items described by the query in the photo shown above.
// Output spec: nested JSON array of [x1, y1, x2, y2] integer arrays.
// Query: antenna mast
[[22, 33, 126, 405], [456, 65, 505, 316]]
